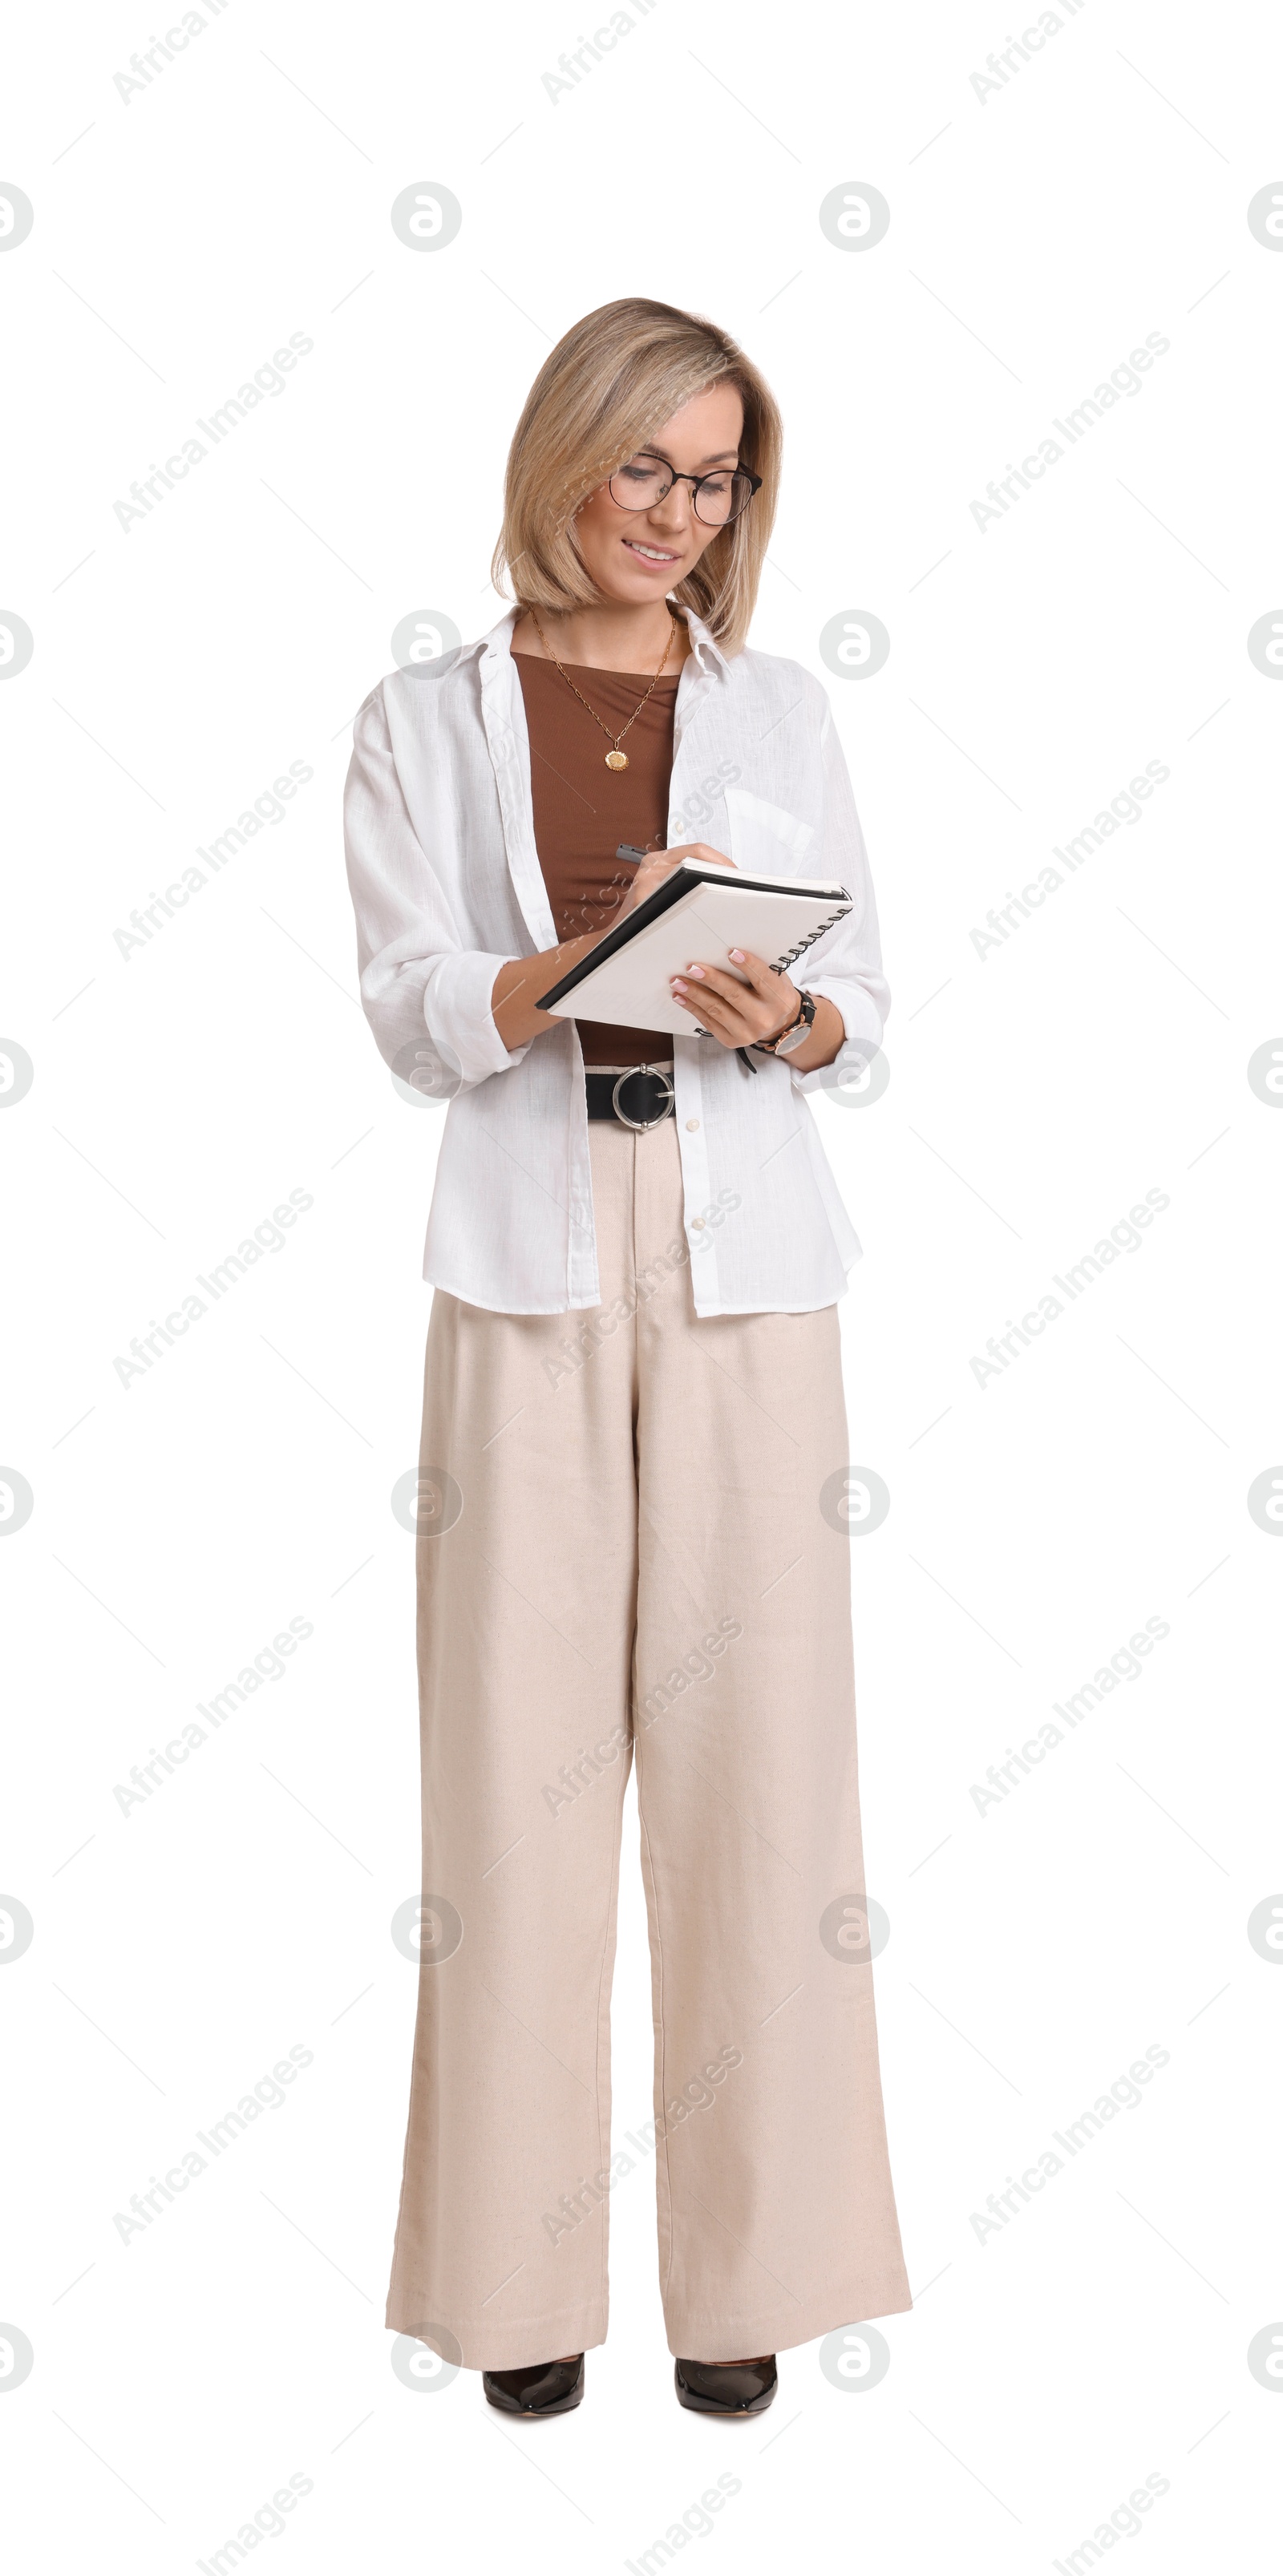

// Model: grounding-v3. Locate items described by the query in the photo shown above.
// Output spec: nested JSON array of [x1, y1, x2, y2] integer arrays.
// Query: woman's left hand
[[671, 949, 845, 1071], [670, 949, 799, 1050]]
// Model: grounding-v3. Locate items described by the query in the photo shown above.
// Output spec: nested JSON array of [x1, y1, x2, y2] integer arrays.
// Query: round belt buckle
[[610, 1065, 674, 1132]]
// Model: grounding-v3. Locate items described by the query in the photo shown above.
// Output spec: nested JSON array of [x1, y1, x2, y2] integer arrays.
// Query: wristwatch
[[758, 990, 816, 1058]]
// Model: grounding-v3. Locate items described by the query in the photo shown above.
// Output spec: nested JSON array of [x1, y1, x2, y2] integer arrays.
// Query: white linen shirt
[[342, 605, 890, 1317]]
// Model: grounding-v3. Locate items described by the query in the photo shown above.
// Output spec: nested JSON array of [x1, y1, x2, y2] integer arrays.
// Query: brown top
[[515, 653, 681, 1066]]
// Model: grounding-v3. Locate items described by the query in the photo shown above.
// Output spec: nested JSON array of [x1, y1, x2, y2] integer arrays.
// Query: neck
[[515, 598, 688, 673]]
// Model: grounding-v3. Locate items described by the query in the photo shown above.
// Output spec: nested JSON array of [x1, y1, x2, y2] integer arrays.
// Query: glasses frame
[[607, 455, 763, 528]]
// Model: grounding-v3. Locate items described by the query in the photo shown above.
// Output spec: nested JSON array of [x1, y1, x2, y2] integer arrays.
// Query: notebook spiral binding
[[769, 891, 852, 977]]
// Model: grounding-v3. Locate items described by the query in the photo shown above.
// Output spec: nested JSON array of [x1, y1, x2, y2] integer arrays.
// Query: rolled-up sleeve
[[788, 702, 890, 1095], [343, 685, 529, 1096]]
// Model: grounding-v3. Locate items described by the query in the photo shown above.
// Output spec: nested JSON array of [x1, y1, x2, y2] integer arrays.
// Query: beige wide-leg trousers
[[386, 1114, 911, 2369]]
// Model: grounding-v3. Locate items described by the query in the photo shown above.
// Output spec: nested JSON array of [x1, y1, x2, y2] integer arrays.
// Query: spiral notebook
[[535, 853, 852, 1038]]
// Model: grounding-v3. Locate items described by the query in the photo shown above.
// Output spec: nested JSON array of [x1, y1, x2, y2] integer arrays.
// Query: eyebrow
[[638, 445, 741, 469]]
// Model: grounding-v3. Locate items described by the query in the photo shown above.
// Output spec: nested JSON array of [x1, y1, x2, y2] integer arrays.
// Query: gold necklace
[[528, 609, 678, 770]]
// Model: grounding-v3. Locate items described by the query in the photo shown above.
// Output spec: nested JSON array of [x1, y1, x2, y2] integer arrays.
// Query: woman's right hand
[[492, 844, 738, 1053], [617, 840, 736, 919]]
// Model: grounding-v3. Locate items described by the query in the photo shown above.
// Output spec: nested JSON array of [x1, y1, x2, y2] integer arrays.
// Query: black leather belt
[[585, 1065, 675, 1131]]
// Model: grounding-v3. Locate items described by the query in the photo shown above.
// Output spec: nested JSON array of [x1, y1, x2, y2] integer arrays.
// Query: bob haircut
[[492, 297, 782, 657]]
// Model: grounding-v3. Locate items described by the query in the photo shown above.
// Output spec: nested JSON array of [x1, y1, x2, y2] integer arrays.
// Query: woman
[[344, 297, 910, 2420]]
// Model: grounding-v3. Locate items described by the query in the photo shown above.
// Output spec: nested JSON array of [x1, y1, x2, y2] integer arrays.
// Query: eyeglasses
[[608, 454, 763, 528]]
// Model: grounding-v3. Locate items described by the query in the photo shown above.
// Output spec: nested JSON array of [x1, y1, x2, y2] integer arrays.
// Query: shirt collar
[[471, 605, 519, 671], [677, 603, 729, 676]]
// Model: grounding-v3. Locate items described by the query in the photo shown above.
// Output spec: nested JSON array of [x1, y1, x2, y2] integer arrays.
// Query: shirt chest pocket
[[722, 787, 816, 876]]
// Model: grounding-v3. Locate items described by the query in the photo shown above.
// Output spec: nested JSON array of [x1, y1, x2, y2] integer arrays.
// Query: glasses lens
[[609, 457, 670, 511], [694, 470, 755, 527]]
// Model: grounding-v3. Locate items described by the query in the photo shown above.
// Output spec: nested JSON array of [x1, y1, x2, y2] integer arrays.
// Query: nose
[[647, 479, 692, 537]]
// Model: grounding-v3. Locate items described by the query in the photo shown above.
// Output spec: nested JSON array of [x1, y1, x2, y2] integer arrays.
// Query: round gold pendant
[[605, 749, 629, 770]]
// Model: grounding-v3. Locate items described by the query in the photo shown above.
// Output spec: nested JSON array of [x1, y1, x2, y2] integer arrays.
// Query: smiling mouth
[[623, 538, 679, 564]]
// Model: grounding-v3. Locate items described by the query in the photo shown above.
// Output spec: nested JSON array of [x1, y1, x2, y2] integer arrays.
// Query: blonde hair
[[492, 297, 782, 656]]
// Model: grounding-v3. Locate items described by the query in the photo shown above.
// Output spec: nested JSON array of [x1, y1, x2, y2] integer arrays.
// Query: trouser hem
[[387, 2298, 609, 2374], [664, 2276, 913, 2363]]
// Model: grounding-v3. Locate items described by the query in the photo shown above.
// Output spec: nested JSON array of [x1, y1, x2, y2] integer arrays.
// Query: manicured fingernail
[[686, 964, 706, 979], [729, 948, 746, 963], [672, 978, 686, 993]]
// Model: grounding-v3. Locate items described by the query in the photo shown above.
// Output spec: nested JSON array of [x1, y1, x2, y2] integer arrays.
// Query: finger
[[672, 992, 752, 1047], [672, 977, 738, 1026], [627, 855, 682, 897], [666, 842, 736, 869], [674, 965, 779, 1033], [621, 859, 680, 916], [681, 958, 786, 1012], [678, 961, 754, 1004], [725, 948, 784, 999], [682, 960, 796, 1037], [671, 981, 747, 1038]]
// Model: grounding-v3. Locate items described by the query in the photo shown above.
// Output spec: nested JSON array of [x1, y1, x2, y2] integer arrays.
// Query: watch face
[[773, 994, 813, 1055]]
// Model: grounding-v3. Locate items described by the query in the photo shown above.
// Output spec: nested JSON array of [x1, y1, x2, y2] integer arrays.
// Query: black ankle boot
[[483, 2354, 585, 2416], [674, 2355, 777, 2416]]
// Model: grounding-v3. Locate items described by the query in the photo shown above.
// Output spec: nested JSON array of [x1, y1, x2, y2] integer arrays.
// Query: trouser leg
[[629, 1120, 912, 2360], [386, 1132, 644, 2372]]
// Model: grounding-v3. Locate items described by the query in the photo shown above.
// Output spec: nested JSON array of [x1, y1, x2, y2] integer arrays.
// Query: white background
[[2, 0, 1281, 2567]]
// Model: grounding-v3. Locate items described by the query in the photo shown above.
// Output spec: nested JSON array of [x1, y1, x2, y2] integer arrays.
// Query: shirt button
[[690, 1217, 705, 1231], [686, 1118, 699, 1131]]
